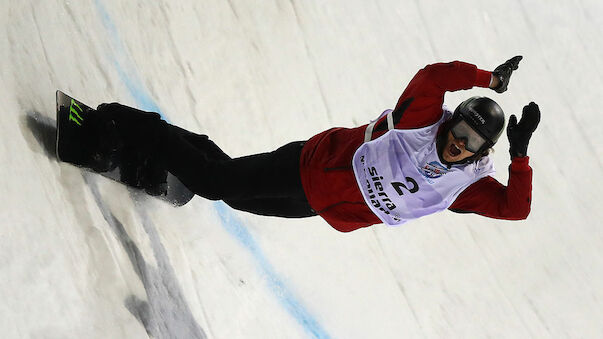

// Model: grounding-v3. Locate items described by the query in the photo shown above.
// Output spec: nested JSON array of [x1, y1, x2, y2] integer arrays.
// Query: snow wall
[[2, 1, 603, 338]]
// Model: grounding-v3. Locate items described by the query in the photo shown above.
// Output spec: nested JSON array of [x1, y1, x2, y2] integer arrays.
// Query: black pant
[[160, 125, 316, 218]]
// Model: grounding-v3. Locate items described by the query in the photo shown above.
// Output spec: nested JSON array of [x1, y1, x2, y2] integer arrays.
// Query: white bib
[[352, 108, 495, 226]]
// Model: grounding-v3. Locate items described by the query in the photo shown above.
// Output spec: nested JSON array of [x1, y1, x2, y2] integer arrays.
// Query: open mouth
[[449, 143, 462, 157]]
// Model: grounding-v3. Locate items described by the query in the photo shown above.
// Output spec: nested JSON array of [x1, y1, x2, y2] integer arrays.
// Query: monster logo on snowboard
[[55, 90, 194, 206]]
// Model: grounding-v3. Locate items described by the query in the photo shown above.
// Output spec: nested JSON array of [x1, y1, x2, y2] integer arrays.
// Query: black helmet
[[451, 96, 505, 153], [437, 96, 505, 166]]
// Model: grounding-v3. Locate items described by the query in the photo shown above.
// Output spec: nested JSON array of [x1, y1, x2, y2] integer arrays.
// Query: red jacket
[[299, 61, 533, 232]]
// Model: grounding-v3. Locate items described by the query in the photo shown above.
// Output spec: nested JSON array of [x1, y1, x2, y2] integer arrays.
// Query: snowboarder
[[85, 56, 540, 233]]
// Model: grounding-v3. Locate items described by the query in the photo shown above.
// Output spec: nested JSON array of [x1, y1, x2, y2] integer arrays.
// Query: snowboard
[[55, 90, 194, 206]]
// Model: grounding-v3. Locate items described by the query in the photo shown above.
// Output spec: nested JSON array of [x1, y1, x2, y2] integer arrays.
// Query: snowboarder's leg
[[166, 124, 231, 161], [90, 102, 235, 196], [160, 137, 308, 205], [90, 102, 312, 215]]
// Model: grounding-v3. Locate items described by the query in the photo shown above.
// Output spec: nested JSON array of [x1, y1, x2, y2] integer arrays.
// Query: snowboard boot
[[59, 104, 123, 173], [93, 103, 169, 196], [87, 118, 124, 173]]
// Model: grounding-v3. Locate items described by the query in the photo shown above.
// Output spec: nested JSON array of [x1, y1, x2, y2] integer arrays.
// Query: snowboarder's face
[[442, 130, 475, 162]]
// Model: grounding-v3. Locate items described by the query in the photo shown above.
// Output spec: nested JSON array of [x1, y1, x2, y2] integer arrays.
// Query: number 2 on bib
[[391, 177, 419, 195]]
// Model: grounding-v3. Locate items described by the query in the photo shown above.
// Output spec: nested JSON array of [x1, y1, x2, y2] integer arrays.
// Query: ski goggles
[[450, 120, 488, 153]]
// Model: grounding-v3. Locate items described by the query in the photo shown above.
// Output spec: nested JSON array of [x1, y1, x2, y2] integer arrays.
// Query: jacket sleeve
[[448, 157, 533, 220], [393, 61, 492, 129]]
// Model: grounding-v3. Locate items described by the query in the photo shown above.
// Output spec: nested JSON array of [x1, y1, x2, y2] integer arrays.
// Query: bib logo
[[420, 161, 450, 182], [365, 166, 401, 222]]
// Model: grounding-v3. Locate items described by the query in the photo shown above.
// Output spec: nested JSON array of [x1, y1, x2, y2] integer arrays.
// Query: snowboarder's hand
[[507, 102, 540, 158], [491, 56, 523, 93]]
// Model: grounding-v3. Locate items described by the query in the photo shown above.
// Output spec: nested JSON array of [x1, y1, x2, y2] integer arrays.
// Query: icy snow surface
[[2, 1, 603, 338]]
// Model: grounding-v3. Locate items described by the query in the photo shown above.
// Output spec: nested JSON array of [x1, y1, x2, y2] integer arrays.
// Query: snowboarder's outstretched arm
[[448, 157, 533, 220], [392, 59, 520, 130], [449, 102, 541, 220]]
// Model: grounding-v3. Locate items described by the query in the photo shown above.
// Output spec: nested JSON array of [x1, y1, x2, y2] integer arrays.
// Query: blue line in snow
[[214, 202, 331, 339], [94, 0, 162, 117], [93, 2, 331, 338]]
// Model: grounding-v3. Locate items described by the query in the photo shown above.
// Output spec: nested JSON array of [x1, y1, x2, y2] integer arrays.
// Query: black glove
[[507, 102, 540, 159], [492, 56, 523, 93]]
